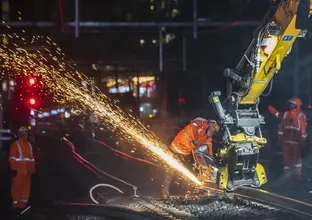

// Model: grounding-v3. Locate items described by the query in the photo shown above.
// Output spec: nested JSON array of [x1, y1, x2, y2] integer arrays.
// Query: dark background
[[2, 0, 312, 116]]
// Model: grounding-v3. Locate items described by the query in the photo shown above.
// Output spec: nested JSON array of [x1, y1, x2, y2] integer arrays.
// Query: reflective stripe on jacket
[[9, 140, 35, 174], [268, 105, 307, 143], [170, 118, 214, 155]]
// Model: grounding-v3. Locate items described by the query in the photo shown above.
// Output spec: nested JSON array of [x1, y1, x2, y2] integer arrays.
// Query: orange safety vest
[[9, 140, 35, 174], [170, 118, 217, 155], [282, 110, 307, 145]]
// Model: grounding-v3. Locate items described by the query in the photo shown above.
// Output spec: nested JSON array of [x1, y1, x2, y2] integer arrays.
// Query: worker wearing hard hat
[[9, 126, 35, 210], [268, 98, 307, 179], [161, 118, 220, 199]]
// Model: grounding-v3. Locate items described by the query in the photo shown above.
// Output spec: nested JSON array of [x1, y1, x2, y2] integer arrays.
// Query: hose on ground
[[89, 183, 124, 204]]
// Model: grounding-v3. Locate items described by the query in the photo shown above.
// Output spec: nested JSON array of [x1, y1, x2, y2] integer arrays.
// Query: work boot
[[160, 181, 170, 200], [296, 175, 303, 181], [160, 172, 172, 200], [10, 208, 23, 220], [284, 169, 291, 179], [160, 183, 170, 200], [160, 193, 170, 200]]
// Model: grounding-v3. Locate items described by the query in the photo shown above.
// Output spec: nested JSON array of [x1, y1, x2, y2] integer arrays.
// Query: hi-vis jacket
[[9, 140, 35, 174], [170, 117, 220, 156], [268, 98, 307, 145]]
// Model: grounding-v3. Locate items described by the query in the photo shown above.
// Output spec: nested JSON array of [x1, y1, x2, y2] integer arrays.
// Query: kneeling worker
[[161, 118, 220, 199]]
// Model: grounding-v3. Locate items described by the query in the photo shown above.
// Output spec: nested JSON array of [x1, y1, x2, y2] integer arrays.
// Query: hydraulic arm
[[208, 0, 312, 191]]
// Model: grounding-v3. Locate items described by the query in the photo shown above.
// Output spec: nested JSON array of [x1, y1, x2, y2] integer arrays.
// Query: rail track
[[56, 138, 312, 219], [53, 185, 312, 220], [111, 185, 312, 220], [232, 187, 312, 219], [200, 185, 312, 219]]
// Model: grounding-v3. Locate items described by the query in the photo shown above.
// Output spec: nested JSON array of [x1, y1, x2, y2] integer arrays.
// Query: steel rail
[[233, 187, 312, 219], [136, 196, 198, 220], [53, 202, 164, 220], [52, 188, 310, 219], [202, 184, 312, 219]]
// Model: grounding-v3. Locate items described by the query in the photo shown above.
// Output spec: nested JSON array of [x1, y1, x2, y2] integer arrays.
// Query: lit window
[[171, 9, 179, 18], [64, 111, 71, 118], [43, 112, 50, 117], [161, 0, 165, 10], [165, 33, 176, 44], [92, 64, 97, 70], [30, 119, 36, 126], [2, 82, 7, 91], [9, 79, 15, 86], [57, 108, 65, 113]]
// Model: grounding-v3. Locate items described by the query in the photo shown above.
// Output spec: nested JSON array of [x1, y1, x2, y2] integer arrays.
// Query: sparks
[[0, 30, 201, 186]]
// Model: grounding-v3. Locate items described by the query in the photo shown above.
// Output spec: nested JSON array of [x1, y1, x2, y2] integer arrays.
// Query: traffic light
[[29, 78, 35, 86], [29, 97, 36, 105]]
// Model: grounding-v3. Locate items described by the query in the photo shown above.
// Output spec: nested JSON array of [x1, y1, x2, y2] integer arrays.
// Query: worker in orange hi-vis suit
[[161, 118, 220, 199], [268, 98, 307, 179], [9, 126, 35, 210]]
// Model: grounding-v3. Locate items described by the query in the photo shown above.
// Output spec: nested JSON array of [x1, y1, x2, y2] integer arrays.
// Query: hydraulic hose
[[89, 183, 124, 204]]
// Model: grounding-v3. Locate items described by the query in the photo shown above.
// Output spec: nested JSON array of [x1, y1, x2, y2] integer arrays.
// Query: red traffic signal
[[29, 78, 35, 86], [29, 98, 36, 105]]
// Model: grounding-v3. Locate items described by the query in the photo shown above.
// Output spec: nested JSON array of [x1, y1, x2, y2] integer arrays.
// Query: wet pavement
[[1, 130, 312, 219]]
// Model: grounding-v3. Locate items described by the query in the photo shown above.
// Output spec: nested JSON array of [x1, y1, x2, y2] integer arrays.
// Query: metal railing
[[0, 21, 260, 29]]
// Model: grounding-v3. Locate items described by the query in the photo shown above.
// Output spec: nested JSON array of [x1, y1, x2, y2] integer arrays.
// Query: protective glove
[[301, 134, 307, 142], [194, 144, 208, 154], [301, 134, 307, 146], [192, 140, 199, 147], [195, 144, 215, 165], [11, 170, 17, 177]]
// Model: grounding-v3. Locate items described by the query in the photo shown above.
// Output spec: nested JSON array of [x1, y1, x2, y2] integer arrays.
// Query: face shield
[[206, 127, 214, 137], [206, 121, 220, 137], [18, 131, 28, 140], [288, 100, 297, 110]]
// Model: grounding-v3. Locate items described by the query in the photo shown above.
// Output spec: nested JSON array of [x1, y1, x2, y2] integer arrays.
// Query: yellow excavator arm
[[239, 0, 312, 104], [205, 0, 312, 191]]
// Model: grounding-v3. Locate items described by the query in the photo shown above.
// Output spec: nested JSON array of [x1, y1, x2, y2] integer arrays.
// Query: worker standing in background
[[161, 118, 220, 199], [9, 126, 35, 210], [268, 98, 307, 180]]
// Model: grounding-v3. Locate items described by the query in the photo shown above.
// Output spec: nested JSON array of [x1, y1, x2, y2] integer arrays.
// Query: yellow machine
[[201, 0, 312, 191]]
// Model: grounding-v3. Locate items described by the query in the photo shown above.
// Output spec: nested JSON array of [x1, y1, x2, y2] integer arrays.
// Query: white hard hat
[[18, 126, 28, 132]]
